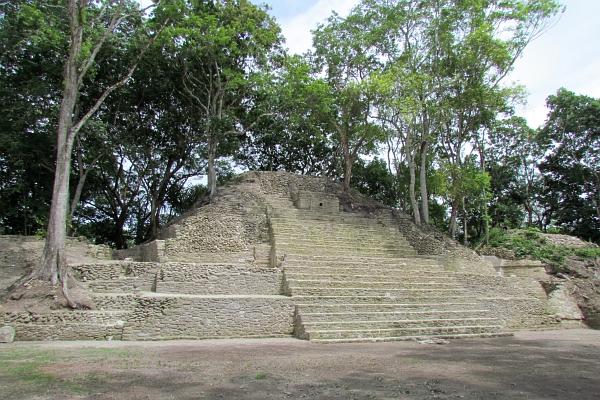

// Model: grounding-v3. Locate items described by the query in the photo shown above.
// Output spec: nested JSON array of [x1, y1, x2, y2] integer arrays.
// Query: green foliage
[[0, 0, 66, 235], [485, 227, 599, 271], [236, 55, 334, 174], [0, 0, 570, 250], [574, 246, 600, 260], [538, 88, 600, 243], [350, 158, 397, 207]]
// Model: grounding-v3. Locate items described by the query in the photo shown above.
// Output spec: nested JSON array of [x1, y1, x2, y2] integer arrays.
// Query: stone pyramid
[[2, 171, 581, 342]]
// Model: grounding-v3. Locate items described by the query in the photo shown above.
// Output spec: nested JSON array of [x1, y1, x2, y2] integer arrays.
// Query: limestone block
[[0, 326, 16, 343], [547, 283, 584, 321]]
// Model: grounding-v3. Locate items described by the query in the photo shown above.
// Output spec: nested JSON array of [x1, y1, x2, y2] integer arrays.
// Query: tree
[[311, 11, 385, 191], [487, 116, 542, 229], [164, 0, 282, 197], [538, 89, 600, 243], [349, 0, 563, 230], [236, 55, 334, 174], [0, 0, 67, 235], [29, 0, 165, 306], [350, 157, 398, 207]]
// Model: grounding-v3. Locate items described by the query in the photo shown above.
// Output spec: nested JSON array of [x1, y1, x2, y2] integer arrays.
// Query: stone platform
[[1, 172, 583, 341]]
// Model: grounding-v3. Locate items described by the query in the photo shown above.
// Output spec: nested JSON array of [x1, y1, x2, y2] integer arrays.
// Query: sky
[[253, 0, 600, 129]]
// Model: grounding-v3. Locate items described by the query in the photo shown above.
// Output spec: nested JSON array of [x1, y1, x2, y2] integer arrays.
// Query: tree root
[[58, 264, 77, 309]]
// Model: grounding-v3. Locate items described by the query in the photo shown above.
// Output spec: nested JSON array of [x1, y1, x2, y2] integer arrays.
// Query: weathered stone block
[[0, 326, 16, 343]]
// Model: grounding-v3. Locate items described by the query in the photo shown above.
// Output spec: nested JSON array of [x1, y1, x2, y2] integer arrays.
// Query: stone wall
[[477, 298, 559, 330], [161, 204, 269, 257], [452, 273, 576, 329], [391, 213, 497, 276], [113, 241, 167, 262], [74, 262, 158, 293], [155, 263, 284, 295], [10, 323, 125, 341], [1, 310, 128, 341], [122, 296, 295, 340], [75, 261, 284, 296], [454, 273, 548, 300]]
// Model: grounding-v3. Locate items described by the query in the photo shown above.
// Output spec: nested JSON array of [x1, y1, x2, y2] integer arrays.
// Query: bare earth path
[[1, 329, 599, 400]]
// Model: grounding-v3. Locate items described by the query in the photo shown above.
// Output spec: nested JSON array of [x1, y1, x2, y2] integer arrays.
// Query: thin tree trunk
[[342, 131, 353, 192], [419, 140, 429, 224], [406, 133, 420, 225], [462, 197, 468, 246], [114, 214, 128, 250], [483, 189, 490, 244], [448, 199, 458, 238], [207, 134, 217, 197], [342, 152, 354, 193]]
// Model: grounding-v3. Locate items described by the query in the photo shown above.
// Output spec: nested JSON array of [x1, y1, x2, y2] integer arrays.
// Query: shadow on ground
[[1, 329, 599, 399]]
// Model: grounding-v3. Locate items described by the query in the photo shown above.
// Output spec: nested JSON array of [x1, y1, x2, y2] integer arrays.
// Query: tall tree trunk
[[35, 0, 161, 303], [483, 189, 490, 244], [448, 199, 458, 238], [38, 0, 83, 293], [525, 180, 533, 227], [406, 134, 420, 225], [207, 134, 217, 197], [114, 214, 128, 250], [341, 131, 353, 192], [67, 145, 101, 236], [149, 198, 158, 238], [419, 140, 429, 224], [462, 197, 468, 246]]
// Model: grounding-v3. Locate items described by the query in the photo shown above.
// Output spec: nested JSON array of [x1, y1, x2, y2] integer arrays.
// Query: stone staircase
[[5, 171, 565, 341], [265, 193, 510, 343]]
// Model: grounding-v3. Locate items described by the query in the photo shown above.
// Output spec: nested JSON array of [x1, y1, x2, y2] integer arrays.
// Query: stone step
[[282, 254, 435, 264], [91, 293, 138, 311], [274, 236, 403, 245], [283, 264, 440, 272], [298, 309, 494, 322], [277, 243, 411, 253], [272, 228, 404, 236], [280, 249, 417, 258], [290, 295, 479, 305], [271, 214, 392, 222], [1, 309, 130, 325], [288, 287, 469, 297], [87, 277, 151, 293], [286, 279, 458, 290], [284, 272, 453, 281], [269, 222, 394, 231], [72, 261, 158, 280], [295, 302, 484, 313], [165, 251, 260, 264], [276, 243, 414, 253], [167, 257, 271, 267], [302, 325, 506, 340], [271, 224, 398, 232], [12, 323, 126, 341], [301, 317, 501, 332], [310, 332, 513, 343]]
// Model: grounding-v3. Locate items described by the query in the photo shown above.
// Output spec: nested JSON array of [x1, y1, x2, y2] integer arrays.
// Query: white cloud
[[277, 0, 359, 55]]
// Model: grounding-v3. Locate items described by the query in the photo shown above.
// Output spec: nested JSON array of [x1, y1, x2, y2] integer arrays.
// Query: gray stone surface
[[2, 171, 584, 342], [0, 326, 16, 343]]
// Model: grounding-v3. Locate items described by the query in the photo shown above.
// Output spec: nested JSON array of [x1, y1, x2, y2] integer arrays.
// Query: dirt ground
[[0, 329, 599, 400]]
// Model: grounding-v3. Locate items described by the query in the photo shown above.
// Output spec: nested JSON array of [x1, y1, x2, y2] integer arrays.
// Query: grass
[[0, 346, 145, 399], [254, 372, 267, 380], [0, 348, 84, 398]]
